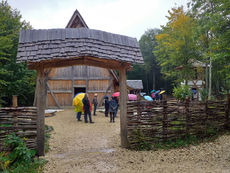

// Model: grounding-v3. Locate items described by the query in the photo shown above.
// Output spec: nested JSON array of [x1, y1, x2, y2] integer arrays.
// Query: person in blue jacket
[[109, 97, 118, 123]]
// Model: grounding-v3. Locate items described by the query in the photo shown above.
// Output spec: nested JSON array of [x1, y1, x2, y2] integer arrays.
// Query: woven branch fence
[[0, 107, 37, 151], [127, 95, 230, 149]]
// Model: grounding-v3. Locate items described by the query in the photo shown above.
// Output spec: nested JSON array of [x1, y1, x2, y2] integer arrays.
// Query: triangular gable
[[66, 9, 88, 28]]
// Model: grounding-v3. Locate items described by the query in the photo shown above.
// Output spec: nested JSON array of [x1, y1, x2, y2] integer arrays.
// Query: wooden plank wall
[[127, 96, 230, 149], [47, 65, 114, 107], [0, 107, 37, 151]]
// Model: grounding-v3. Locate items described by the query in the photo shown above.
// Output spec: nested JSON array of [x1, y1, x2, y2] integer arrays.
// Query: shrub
[[0, 133, 46, 173], [173, 85, 192, 101]]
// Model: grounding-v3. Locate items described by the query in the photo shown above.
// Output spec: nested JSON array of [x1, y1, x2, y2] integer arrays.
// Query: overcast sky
[[8, 0, 189, 40]]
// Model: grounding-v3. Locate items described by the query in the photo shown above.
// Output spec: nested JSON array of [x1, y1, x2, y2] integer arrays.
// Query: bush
[[173, 85, 193, 101], [0, 133, 46, 173], [199, 88, 208, 102]]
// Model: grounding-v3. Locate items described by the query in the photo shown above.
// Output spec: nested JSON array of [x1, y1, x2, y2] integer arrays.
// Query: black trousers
[[110, 112, 115, 122]]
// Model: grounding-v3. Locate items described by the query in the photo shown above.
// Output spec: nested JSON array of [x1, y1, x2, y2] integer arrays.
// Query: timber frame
[[16, 10, 143, 156]]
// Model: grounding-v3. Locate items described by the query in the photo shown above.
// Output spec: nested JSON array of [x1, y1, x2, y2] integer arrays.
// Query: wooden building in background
[[45, 10, 119, 107]]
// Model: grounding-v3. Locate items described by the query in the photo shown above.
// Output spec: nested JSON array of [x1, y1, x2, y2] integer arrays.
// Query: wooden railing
[[127, 95, 230, 148], [0, 107, 37, 151]]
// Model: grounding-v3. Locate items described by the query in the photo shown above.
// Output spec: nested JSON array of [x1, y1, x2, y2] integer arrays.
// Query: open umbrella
[[144, 95, 153, 101], [155, 90, 160, 94], [150, 89, 156, 94], [128, 94, 137, 101], [159, 90, 166, 94], [112, 92, 120, 97], [73, 93, 85, 113]]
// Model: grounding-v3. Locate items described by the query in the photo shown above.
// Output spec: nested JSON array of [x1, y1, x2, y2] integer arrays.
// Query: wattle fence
[[0, 107, 37, 151], [127, 95, 230, 149]]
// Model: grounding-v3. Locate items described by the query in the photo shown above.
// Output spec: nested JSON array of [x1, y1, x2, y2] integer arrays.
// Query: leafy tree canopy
[[0, 0, 35, 106]]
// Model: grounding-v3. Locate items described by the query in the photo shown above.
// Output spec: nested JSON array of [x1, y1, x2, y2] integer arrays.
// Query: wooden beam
[[71, 66, 74, 98], [47, 90, 72, 93], [36, 65, 46, 156], [86, 65, 89, 93], [48, 77, 111, 80], [46, 82, 61, 108], [27, 56, 131, 70], [119, 66, 129, 148]]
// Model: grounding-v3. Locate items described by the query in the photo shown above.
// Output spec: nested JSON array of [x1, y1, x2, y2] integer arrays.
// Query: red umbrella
[[112, 92, 120, 97], [128, 94, 137, 101]]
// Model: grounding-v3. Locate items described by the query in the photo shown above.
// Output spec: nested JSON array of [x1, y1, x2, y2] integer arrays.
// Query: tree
[[189, 0, 230, 95], [127, 29, 170, 93], [155, 6, 199, 85], [0, 1, 35, 106]]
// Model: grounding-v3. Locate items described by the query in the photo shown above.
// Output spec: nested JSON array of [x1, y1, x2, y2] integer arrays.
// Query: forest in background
[[0, 0, 229, 106]]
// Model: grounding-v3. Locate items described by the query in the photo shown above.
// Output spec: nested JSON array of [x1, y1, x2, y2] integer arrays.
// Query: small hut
[[127, 80, 143, 94]]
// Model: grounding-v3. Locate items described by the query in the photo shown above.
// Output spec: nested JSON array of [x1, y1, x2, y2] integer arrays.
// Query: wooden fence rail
[[0, 107, 37, 151], [127, 95, 230, 148]]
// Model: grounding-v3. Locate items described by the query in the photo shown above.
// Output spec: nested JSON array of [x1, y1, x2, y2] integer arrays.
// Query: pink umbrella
[[128, 94, 137, 101], [112, 92, 120, 97]]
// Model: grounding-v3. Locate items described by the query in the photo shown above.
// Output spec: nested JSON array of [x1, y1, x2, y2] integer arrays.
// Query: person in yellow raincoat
[[73, 93, 85, 121]]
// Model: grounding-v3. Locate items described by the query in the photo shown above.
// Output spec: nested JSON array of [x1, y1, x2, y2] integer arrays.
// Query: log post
[[12, 95, 18, 127], [12, 95, 18, 108], [36, 65, 46, 156], [162, 100, 168, 142], [225, 94, 230, 129], [119, 66, 128, 148], [185, 96, 190, 135]]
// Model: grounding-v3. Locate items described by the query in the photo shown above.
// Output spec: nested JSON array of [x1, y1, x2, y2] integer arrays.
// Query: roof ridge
[[66, 9, 88, 28]]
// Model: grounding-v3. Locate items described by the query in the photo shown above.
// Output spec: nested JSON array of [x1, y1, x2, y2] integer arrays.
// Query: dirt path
[[44, 109, 230, 173]]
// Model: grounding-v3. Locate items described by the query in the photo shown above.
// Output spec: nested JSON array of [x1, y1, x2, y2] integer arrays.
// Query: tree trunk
[[152, 68, 156, 89], [208, 57, 212, 99]]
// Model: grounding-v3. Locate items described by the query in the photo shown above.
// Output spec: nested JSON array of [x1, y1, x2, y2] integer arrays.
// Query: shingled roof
[[16, 28, 143, 66], [127, 80, 143, 90]]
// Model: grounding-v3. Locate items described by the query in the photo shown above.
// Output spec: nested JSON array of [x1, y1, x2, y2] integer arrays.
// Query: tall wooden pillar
[[119, 67, 128, 148], [36, 65, 46, 156]]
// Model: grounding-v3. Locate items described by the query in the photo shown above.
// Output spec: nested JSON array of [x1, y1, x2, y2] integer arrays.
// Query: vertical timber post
[[119, 66, 128, 148], [36, 65, 46, 156], [225, 94, 230, 129]]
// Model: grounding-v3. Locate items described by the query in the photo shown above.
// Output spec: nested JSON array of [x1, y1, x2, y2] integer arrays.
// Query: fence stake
[[12, 95, 18, 127], [162, 100, 168, 142], [225, 94, 230, 129], [185, 96, 190, 135]]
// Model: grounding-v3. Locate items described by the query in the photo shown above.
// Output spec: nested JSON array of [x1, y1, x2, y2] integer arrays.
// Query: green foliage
[[199, 88, 208, 102], [127, 29, 173, 93], [130, 129, 152, 150], [173, 85, 193, 101], [0, 1, 36, 107], [155, 7, 200, 84], [153, 135, 200, 150], [189, 0, 230, 93], [0, 133, 46, 173]]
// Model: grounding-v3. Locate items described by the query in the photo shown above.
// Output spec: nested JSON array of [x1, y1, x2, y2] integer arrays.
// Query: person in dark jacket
[[82, 94, 94, 123], [114, 97, 119, 117], [104, 96, 109, 117], [109, 97, 118, 123], [92, 93, 98, 116]]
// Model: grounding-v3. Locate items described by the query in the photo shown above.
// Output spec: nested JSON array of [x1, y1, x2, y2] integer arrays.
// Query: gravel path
[[44, 109, 230, 173]]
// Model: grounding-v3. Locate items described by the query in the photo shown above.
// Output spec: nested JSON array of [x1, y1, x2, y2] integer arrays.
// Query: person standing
[[114, 97, 119, 117], [92, 93, 98, 116], [82, 94, 94, 123], [104, 96, 109, 117], [109, 97, 118, 123]]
